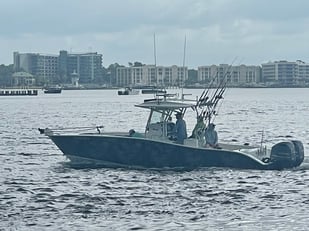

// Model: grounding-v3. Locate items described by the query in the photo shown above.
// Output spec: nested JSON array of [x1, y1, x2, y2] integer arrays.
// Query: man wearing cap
[[205, 123, 218, 148], [174, 112, 187, 144], [129, 129, 144, 138]]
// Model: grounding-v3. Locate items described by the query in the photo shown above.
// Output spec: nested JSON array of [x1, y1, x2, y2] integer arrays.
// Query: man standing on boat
[[190, 116, 206, 138], [174, 112, 187, 144], [190, 116, 206, 146], [205, 123, 218, 148], [167, 116, 175, 136]]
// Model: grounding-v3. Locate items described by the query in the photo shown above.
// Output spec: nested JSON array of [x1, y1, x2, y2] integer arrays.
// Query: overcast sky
[[1, 0, 309, 68]]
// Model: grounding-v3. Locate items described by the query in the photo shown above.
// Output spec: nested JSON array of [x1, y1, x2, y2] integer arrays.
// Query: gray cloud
[[1, 0, 309, 67]]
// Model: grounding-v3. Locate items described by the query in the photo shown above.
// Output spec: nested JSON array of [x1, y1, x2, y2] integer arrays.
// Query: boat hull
[[141, 89, 167, 94], [117, 90, 129, 95], [117, 90, 139, 95], [48, 134, 291, 170], [44, 88, 62, 94]]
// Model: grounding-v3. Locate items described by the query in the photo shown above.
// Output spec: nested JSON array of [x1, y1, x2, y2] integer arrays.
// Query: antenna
[[259, 129, 265, 156], [153, 33, 157, 67], [181, 35, 186, 99], [153, 33, 157, 86], [182, 35, 186, 68], [260, 129, 264, 147]]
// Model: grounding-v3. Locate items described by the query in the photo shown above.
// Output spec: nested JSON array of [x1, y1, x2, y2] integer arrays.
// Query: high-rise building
[[63, 51, 103, 83], [13, 50, 103, 84], [13, 52, 58, 83]]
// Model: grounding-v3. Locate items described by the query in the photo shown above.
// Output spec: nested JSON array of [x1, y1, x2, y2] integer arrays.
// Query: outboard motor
[[291, 140, 304, 167], [270, 141, 296, 169]]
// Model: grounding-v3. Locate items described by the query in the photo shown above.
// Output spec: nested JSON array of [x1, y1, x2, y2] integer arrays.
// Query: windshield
[[150, 111, 163, 124]]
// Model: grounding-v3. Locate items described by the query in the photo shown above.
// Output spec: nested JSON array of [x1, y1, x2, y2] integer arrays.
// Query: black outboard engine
[[291, 140, 304, 167], [270, 141, 296, 169]]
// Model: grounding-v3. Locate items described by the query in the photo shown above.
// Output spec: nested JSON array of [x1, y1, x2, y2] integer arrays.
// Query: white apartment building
[[198, 64, 261, 86], [116, 65, 188, 87], [298, 60, 309, 83], [261, 60, 309, 85]]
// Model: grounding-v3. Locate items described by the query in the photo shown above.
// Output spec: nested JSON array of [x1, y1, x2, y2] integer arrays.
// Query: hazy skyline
[[1, 0, 309, 68]]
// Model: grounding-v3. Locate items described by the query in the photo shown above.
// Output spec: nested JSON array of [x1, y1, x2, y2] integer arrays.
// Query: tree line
[[0, 64, 14, 87]]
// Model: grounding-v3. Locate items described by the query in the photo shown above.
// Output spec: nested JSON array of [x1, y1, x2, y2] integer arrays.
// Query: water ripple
[[1, 89, 309, 230]]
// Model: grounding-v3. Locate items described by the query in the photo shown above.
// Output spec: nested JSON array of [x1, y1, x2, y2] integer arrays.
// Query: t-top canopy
[[135, 99, 195, 110]]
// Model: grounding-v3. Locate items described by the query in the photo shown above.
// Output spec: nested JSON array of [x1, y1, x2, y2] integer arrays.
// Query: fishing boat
[[141, 86, 167, 94], [117, 87, 139, 95], [39, 85, 304, 170], [44, 86, 62, 94]]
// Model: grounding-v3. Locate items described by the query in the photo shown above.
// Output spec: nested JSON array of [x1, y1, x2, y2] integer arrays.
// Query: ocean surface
[[1, 88, 309, 230]]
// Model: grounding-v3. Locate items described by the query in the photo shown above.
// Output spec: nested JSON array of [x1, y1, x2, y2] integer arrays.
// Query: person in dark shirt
[[167, 116, 175, 136], [174, 112, 187, 144], [205, 123, 218, 148]]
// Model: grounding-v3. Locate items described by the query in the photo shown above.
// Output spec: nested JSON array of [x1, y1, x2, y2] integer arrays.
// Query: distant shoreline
[[2, 85, 309, 91]]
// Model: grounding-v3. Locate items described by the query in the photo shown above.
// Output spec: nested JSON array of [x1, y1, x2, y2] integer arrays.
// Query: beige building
[[198, 64, 261, 86], [116, 65, 188, 87]]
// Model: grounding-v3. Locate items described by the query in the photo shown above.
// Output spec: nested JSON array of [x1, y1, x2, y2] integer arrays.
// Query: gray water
[[1, 88, 309, 230]]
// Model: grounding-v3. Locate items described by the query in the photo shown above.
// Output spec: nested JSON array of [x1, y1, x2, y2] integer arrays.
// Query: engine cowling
[[270, 141, 296, 169], [291, 140, 304, 167]]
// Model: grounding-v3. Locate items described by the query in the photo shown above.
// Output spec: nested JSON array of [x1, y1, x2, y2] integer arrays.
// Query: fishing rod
[[194, 67, 226, 122], [196, 57, 231, 107], [206, 57, 237, 105], [206, 82, 227, 123], [196, 70, 218, 107], [209, 58, 244, 123], [196, 57, 237, 113], [209, 81, 228, 119], [199, 59, 237, 124], [207, 69, 231, 120]]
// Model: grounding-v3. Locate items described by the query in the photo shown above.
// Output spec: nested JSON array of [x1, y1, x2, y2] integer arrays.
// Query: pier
[[0, 89, 38, 96]]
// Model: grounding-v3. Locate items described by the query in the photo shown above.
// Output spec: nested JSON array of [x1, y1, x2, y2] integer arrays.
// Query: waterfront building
[[297, 60, 309, 84], [261, 60, 309, 85], [116, 65, 187, 87], [13, 50, 103, 85], [37, 54, 58, 83], [198, 64, 261, 86], [13, 52, 58, 83], [59, 50, 103, 84], [12, 72, 36, 87], [262, 60, 298, 85]]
